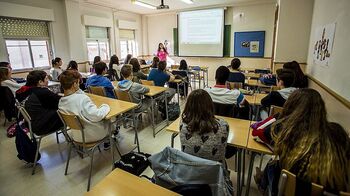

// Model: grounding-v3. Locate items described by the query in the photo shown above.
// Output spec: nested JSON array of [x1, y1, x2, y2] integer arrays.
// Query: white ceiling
[[82, 0, 274, 15]]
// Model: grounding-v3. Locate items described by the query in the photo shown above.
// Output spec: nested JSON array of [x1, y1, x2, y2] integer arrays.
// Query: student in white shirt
[[58, 70, 110, 147], [50, 57, 63, 81], [0, 62, 23, 95], [204, 66, 245, 106]]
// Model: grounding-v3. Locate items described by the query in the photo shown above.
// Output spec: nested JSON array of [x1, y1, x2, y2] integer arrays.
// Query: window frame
[[4, 37, 52, 72]]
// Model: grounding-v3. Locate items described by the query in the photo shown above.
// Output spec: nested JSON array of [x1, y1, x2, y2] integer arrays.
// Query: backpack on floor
[[7, 121, 29, 138], [15, 123, 41, 163], [114, 152, 151, 176], [159, 102, 180, 121]]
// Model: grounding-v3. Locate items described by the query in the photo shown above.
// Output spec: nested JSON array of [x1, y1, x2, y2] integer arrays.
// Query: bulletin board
[[234, 31, 265, 57]]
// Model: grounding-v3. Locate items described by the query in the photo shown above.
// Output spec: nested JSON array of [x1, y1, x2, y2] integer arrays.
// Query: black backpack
[[15, 123, 41, 163], [159, 102, 181, 121], [114, 152, 151, 176]]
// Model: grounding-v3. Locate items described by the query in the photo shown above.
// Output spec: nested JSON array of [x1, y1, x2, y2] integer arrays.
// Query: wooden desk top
[[244, 73, 261, 78], [112, 82, 167, 97], [86, 169, 179, 196], [141, 65, 151, 69], [246, 130, 273, 155], [246, 79, 272, 88], [166, 116, 252, 148], [144, 85, 167, 97], [87, 93, 137, 120], [245, 93, 267, 105], [171, 79, 183, 83]]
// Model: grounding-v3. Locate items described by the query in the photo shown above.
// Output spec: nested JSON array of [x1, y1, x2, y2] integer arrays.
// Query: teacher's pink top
[[157, 50, 168, 61]]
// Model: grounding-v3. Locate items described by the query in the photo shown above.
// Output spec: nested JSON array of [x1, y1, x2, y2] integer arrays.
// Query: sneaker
[[103, 142, 111, 150]]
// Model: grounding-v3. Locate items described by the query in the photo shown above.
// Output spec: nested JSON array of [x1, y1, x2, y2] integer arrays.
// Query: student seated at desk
[[147, 61, 176, 102], [227, 58, 245, 84], [204, 66, 245, 106], [108, 55, 120, 81], [0, 62, 23, 95], [50, 57, 63, 81], [86, 62, 115, 99], [16, 70, 63, 135], [260, 61, 308, 88], [151, 56, 159, 69], [261, 68, 297, 108], [58, 70, 111, 145], [256, 89, 350, 195], [180, 89, 231, 162], [117, 65, 151, 112], [129, 58, 147, 83]]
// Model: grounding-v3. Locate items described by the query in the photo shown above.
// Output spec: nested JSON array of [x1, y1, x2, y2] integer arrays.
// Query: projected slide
[[179, 8, 224, 56]]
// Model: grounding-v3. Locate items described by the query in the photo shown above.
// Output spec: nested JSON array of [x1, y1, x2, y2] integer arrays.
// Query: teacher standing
[[156, 43, 169, 61]]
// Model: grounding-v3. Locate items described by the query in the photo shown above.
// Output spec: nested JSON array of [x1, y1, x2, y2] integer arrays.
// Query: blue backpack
[[15, 123, 41, 163]]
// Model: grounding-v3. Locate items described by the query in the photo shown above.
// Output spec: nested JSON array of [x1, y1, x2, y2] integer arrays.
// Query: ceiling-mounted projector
[[157, 0, 169, 9]]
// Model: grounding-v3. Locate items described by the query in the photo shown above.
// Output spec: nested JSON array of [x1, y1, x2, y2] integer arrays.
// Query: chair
[[88, 86, 106, 97], [213, 102, 237, 118], [227, 82, 243, 90], [17, 105, 61, 175], [269, 105, 284, 116], [57, 110, 110, 191], [140, 80, 155, 86], [171, 64, 180, 70], [278, 169, 323, 196], [113, 89, 142, 151]]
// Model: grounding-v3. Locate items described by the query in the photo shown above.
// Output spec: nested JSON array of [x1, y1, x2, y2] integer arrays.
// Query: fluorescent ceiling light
[[181, 0, 194, 4], [132, 0, 156, 9]]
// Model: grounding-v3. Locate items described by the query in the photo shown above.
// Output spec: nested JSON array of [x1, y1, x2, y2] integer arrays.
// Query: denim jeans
[[149, 147, 233, 196]]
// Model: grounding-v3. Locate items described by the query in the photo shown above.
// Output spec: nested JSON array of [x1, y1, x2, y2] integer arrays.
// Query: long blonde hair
[[272, 89, 350, 191]]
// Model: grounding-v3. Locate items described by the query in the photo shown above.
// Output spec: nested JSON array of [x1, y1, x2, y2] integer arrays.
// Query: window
[[86, 26, 110, 62], [0, 17, 51, 70], [119, 29, 137, 60]]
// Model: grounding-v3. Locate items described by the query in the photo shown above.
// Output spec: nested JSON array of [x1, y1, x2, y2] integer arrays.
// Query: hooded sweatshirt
[[58, 89, 110, 143], [86, 75, 115, 98], [117, 79, 149, 108], [261, 87, 297, 107]]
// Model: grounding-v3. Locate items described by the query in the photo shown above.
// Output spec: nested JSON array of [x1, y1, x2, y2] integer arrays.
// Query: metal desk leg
[[151, 97, 155, 137], [132, 109, 140, 152], [183, 81, 187, 98], [109, 121, 115, 170], [176, 82, 180, 103], [237, 149, 242, 196], [171, 133, 179, 148], [206, 69, 209, 87], [165, 94, 169, 126], [245, 152, 257, 196], [242, 149, 246, 186]]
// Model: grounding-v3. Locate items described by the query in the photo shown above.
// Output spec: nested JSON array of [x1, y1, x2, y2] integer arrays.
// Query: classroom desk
[[166, 115, 252, 196], [189, 65, 209, 88], [86, 169, 179, 196], [244, 93, 267, 105], [144, 85, 169, 137], [170, 79, 186, 103], [244, 72, 261, 78], [245, 131, 273, 196], [87, 93, 139, 167], [141, 64, 151, 69], [245, 79, 271, 88], [80, 72, 93, 78]]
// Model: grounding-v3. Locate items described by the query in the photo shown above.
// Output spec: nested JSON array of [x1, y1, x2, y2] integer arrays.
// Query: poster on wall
[[234, 31, 265, 57], [313, 23, 336, 66]]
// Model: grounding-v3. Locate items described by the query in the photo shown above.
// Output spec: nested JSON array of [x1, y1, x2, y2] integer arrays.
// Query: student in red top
[[156, 43, 168, 61]]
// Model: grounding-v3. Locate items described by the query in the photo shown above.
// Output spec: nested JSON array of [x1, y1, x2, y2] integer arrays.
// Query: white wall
[[0, 0, 70, 64], [147, 13, 177, 56], [232, 3, 275, 57], [307, 0, 350, 100], [274, 0, 314, 63], [114, 11, 143, 59]]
